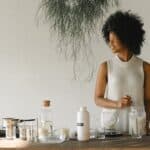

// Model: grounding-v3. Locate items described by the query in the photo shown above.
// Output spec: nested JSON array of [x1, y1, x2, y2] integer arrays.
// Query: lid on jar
[[43, 100, 51, 107], [80, 106, 87, 111]]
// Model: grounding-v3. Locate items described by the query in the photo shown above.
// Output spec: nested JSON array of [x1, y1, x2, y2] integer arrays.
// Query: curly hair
[[102, 10, 145, 55]]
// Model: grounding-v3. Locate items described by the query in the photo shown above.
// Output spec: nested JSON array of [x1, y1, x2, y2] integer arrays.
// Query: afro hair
[[102, 10, 145, 55]]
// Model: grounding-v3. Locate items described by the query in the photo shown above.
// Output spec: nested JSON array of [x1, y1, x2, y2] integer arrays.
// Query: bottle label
[[77, 123, 84, 126]]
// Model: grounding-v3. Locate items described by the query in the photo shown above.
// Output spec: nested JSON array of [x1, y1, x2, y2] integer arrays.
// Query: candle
[[38, 127, 49, 140], [59, 128, 70, 140]]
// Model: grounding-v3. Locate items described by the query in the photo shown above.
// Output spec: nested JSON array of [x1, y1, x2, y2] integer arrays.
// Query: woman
[[94, 11, 150, 134]]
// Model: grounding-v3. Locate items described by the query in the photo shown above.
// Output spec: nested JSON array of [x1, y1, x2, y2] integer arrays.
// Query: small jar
[[19, 125, 26, 140], [3, 118, 16, 139], [26, 125, 34, 142]]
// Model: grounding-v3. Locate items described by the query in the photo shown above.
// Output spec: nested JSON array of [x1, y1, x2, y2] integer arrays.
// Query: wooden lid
[[43, 100, 51, 107]]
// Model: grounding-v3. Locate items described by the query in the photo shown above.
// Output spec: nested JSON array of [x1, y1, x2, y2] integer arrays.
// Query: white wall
[[0, 0, 149, 130]]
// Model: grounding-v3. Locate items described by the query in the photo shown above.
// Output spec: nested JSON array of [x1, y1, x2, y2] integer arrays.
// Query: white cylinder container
[[77, 106, 90, 141]]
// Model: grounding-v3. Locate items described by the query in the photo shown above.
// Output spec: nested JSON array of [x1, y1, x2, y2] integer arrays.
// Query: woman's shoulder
[[135, 56, 150, 72], [98, 57, 114, 74], [98, 57, 113, 68], [100, 61, 107, 67], [143, 61, 150, 73], [98, 61, 107, 72], [97, 61, 108, 77]]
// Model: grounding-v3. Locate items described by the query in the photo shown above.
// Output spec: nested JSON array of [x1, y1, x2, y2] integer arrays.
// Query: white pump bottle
[[77, 106, 90, 141]]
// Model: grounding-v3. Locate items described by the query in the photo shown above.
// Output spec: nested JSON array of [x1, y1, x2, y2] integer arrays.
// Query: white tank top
[[101, 54, 145, 133]]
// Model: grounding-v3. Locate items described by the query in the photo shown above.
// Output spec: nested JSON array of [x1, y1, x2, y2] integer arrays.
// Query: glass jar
[[2, 118, 16, 139], [129, 106, 146, 138], [101, 110, 119, 132], [38, 100, 53, 142]]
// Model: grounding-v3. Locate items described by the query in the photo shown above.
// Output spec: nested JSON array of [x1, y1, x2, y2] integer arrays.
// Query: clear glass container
[[18, 119, 37, 142], [3, 118, 16, 139], [101, 110, 119, 131], [19, 123, 26, 140], [129, 106, 146, 139], [38, 100, 53, 142]]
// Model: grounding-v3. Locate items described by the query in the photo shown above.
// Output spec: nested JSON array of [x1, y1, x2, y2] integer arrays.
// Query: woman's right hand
[[117, 95, 132, 108]]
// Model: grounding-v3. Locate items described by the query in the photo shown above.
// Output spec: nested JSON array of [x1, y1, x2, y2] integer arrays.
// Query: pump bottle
[[77, 106, 90, 141]]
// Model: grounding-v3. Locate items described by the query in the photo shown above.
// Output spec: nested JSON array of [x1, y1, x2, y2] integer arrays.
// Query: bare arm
[[94, 62, 132, 109], [143, 61, 150, 134]]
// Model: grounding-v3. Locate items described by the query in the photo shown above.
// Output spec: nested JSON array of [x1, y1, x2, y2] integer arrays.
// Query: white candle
[[38, 127, 49, 139], [59, 128, 69, 140]]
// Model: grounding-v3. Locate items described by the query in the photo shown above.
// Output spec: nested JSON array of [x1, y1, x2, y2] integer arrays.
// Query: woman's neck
[[117, 50, 133, 62]]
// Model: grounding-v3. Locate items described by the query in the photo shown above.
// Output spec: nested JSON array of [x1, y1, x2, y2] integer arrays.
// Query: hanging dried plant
[[37, 0, 119, 80]]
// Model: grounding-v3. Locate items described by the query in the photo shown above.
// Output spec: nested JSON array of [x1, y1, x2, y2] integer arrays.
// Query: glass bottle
[[129, 106, 146, 139], [38, 100, 53, 141]]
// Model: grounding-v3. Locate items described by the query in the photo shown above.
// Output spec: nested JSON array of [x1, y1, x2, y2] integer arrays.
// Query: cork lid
[[43, 100, 51, 107]]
